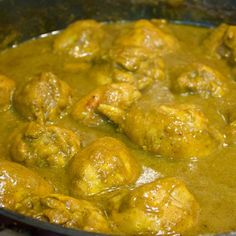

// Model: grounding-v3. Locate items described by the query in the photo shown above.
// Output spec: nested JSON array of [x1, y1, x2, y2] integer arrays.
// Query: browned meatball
[[0, 161, 53, 210], [69, 137, 140, 198], [14, 72, 72, 123], [173, 64, 228, 98], [10, 122, 81, 168], [111, 178, 199, 235], [0, 75, 15, 111], [16, 194, 111, 233], [54, 20, 106, 61], [72, 83, 141, 126]]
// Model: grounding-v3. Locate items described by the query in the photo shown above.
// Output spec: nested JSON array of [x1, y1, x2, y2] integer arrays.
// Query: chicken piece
[[15, 194, 110, 233], [0, 161, 53, 210], [110, 47, 165, 90], [173, 64, 228, 98], [72, 83, 141, 126], [111, 178, 199, 235], [54, 20, 106, 61], [114, 20, 178, 54], [14, 72, 72, 123], [0, 75, 15, 111], [10, 122, 80, 168], [204, 24, 236, 64], [98, 103, 223, 158], [69, 137, 140, 197]]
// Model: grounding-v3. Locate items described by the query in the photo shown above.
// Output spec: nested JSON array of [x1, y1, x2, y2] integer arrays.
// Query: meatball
[[15, 194, 110, 233], [10, 122, 81, 168], [72, 83, 141, 126], [0, 75, 15, 111], [107, 19, 178, 90], [14, 72, 72, 123], [0, 161, 53, 210], [114, 20, 178, 55], [110, 47, 165, 90], [204, 24, 236, 64], [173, 64, 228, 98], [54, 20, 106, 61], [69, 137, 140, 197], [111, 178, 199, 235], [98, 103, 223, 158]]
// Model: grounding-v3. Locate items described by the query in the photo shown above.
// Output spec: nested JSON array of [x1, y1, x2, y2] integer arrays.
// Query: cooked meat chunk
[[111, 178, 199, 235], [114, 20, 178, 54], [0, 161, 53, 210], [204, 24, 236, 64], [15, 194, 110, 233], [69, 137, 140, 197], [107, 20, 177, 89], [107, 20, 178, 90], [54, 20, 106, 61], [98, 103, 223, 158], [10, 122, 80, 168], [173, 64, 228, 98], [110, 47, 165, 90], [0, 75, 15, 111], [14, 72, 72, 123], [72, 83, 141, 126]]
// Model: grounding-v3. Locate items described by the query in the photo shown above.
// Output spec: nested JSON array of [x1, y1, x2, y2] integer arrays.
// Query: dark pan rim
[[0, 207, 109, 236], [0, 207, 236, 236]]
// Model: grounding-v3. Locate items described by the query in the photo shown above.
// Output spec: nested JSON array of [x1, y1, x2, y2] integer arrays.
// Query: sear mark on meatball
[[69, 137, 140, 198], [10, 122, 81, 168], [14, 72, 73, 123]]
